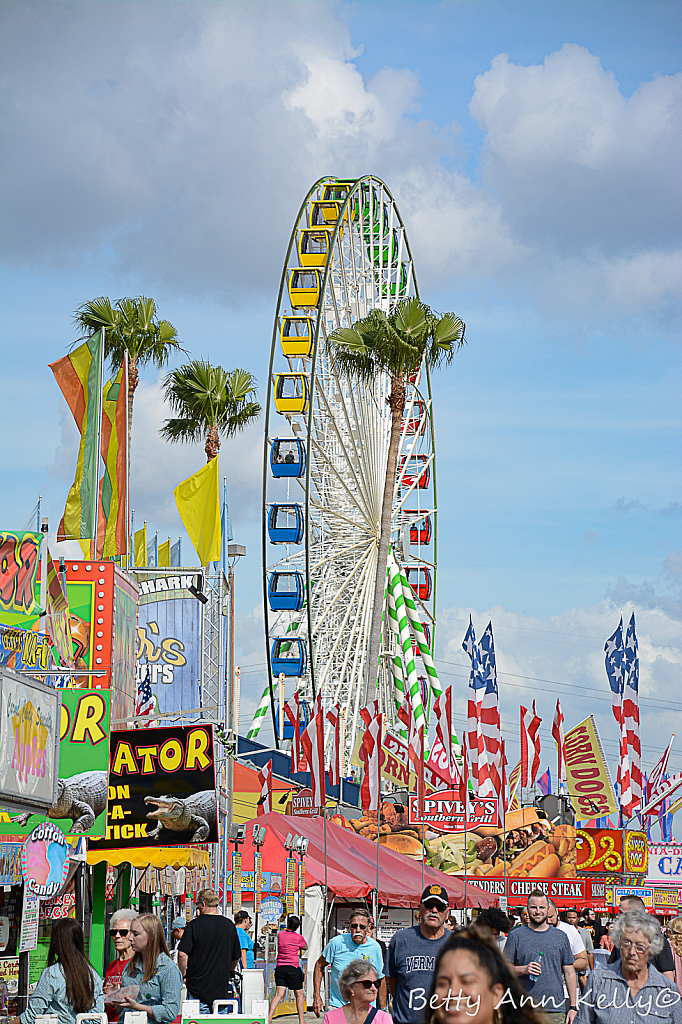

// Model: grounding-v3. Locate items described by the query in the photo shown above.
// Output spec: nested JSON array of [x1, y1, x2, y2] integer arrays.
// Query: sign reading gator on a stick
[[89, 724, 218, 848]]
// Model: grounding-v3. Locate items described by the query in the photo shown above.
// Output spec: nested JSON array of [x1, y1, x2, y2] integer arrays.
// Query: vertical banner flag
[[46, 554, 73, 667], [564, 715, 618, 819], [254, 850, 263, 912], [300, 709, 326, 809], [520, 702, 542, 788], [97, 363, 127, 558], [463, 619, 494, 797], [173, 458, 222, 567], [359, 712, 383, 813], [134, 525, 148, 568], [623, 613, 642, 809], [538, 768, 551, 795], [326, 704, 341, 787], [478, 622, 502, 795], [433, 689, 453, 784], [232, 850, 242, 913], [257, 759, 273, 816], [50, 332, 103, 542], [552, 699, 567, 786], [508, 760, 522, 811], [284, 693, 301, 773], [647, 736, 675, 798], [157, 538, 171, 568], [0, 531, 43, 618]]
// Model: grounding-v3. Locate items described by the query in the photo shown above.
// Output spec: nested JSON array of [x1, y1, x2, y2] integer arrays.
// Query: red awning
[[242, 812, 496, 909]]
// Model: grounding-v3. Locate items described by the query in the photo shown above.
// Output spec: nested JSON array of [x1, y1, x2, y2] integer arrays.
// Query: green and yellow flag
[[158, 538, 171, 568], [173, 458, 221, 566], [46, 554, 73, 667], [134, 525, 147, 567], [50, 332, 103, 542], [97, 364, 127, 558]]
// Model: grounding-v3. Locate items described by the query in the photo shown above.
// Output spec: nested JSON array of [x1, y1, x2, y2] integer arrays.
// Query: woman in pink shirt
[[322, 960, 391, 1024], [268, 915, 307, 1024]]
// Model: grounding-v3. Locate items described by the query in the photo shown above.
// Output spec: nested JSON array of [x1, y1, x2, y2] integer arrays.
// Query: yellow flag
[[158, 538, 171, 568], [134, 525, 148, 567], [77, 539, 93, 559], [173, 458, 221, 566]]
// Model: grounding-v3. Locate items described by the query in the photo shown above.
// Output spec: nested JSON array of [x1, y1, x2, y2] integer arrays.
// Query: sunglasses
[[351, 924, 368, 931], [110, 929, 129, 937], [354, 979, 378, 990], [423, 901, 446, 912]]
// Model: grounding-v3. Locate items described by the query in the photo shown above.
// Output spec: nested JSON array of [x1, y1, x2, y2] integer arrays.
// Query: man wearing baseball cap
[[386, 884, 452, 1023]]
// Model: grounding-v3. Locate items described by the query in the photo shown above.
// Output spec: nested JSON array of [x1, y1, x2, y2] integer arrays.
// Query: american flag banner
[[433, 688, 454, 784], [552, 699, 567, 786], [618, 709, 634, 819], [257, 759, 273, 816], [637, 771, 682, 818], [520, 702, 542, 788], [135, 668, 155, 725], [301, 709, 326, 808], [605, 617, 625, 724], [326, 704, 341, 787], [462, 618, 496, 798], [360, 713, 383, 813], [623, 613, 642, 810], [284, 692, 301, 772], [479, 622, 503, 793]]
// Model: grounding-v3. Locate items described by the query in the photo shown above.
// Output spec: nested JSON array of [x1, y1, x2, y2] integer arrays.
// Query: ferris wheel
[[261, 176, 438, 760]]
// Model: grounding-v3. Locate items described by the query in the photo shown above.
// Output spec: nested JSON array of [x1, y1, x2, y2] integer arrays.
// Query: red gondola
[[402, 400, 426, 436], [405, 566, 432, 601], [399, 454, 430, 489], [405, 512, 432, 545]]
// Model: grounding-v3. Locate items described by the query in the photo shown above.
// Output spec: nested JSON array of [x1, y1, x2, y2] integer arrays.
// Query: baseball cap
[[171, 917, 186, 930], [421, 884, 449, 907]]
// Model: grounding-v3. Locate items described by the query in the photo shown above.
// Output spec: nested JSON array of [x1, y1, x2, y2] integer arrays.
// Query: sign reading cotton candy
[[21, 823, 70, 899]]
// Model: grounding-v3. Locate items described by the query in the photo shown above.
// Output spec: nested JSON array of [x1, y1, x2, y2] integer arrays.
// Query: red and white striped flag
[[284, 692, 301, 772], [360, 713, 383, 813], [552, 700, 567, 785], [619, 709, 635, 819], [463, 619, 498, 799], [326, 704, 341, 787], [637, 771, 682, 817], [646, 736, 675, 806], [520, 702, 542, 788], [623, 613, 642, 811], [300, 709, 326, 809], [433, 688, 453, 784], [360, 700, 380, 728], [257, 759, 273, 816]]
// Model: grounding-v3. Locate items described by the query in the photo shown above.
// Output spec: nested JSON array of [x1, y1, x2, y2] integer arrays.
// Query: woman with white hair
[[321, 959, 391, 1024], [579, 911, 682, 1022], [103, 909, 137, 1022]]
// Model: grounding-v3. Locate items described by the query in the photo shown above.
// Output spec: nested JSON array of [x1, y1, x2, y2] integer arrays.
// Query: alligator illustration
[[11, 770, 107, 833], [144, 791, 216, 842]]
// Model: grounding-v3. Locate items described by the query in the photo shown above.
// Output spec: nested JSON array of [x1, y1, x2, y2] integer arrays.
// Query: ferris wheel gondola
[[262, 176, 438, 761]]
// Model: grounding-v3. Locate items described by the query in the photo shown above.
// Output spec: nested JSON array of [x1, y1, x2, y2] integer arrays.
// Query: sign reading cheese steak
[[564, 715, 618, 819], [408, 791, 499, 831], [89, 724, 217, 848], [467, 876, 610, 908]]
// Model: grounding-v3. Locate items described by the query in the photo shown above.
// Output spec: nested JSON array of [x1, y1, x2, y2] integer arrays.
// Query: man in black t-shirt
[[177, 888, 242, 1013], [606, 895, 675, 980]]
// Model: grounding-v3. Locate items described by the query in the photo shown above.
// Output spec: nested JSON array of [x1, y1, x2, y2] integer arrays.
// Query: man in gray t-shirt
[[386, 884, 452, 1023], [504, 891, 577, 1024]]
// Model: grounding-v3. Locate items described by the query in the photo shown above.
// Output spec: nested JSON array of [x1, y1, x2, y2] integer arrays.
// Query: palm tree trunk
[[127, 356, 138, 468], [364, 373, 406, 708], [205, 425, 221, 461]]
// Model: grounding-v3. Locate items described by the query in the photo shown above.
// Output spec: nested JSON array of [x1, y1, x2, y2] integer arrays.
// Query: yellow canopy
[[87, 846, 209, 870]]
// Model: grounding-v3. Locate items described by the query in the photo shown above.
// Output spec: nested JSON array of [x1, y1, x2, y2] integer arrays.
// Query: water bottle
[[528, 951, 544, 985]]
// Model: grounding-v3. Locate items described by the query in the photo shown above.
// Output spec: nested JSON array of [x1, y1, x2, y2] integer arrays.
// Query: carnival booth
[[236, 811, 496, 1010]]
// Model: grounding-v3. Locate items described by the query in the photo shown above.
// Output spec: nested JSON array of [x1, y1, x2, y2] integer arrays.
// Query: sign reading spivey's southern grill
[[409, 791, 499, 831]]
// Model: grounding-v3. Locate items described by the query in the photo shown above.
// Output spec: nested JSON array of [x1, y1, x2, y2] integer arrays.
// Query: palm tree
[[160, 360, 261, 461], [329, 297, 465, 705], [73, 296, 182, 458]]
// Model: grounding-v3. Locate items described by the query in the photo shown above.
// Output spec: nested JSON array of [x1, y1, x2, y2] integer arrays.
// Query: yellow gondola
[[274, 373, 310, 414], [280, 316, 314, 358], [298, 227, 334, 268], [288, 268, 321, 308], [309, 199, 342, 227]]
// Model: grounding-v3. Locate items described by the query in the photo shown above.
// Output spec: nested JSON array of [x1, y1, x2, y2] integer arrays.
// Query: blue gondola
[[275, 698, 311, 739], [268, 504, 304, 544], [270, 438, 306, 478], [270, 637, 307, 677], [268, 571, 305, 611]]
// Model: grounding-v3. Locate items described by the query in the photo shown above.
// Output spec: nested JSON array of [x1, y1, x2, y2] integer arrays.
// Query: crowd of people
[[12, 885, 682, 1024]]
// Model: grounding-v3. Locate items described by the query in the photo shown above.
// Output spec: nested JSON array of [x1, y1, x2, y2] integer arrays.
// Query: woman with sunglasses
[[322, 960, 392, 1024], [103, 909, 137, 1021]]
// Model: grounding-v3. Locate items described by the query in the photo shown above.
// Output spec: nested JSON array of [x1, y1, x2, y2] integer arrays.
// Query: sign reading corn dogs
[[564, 714, 618, 819]]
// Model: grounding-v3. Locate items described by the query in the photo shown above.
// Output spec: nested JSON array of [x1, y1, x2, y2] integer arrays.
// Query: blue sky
[[1, 0, 680, 787]]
